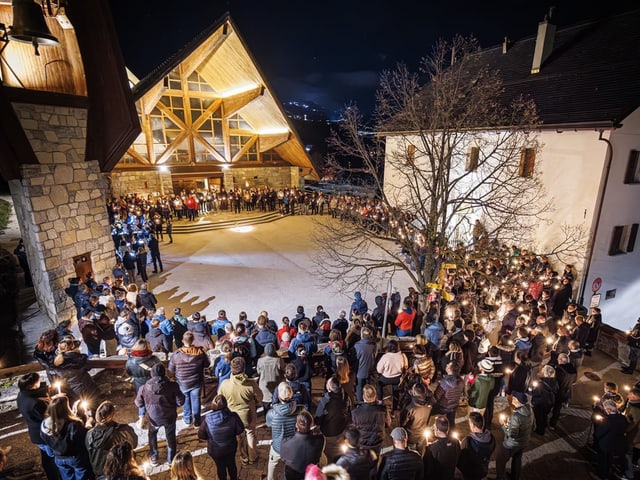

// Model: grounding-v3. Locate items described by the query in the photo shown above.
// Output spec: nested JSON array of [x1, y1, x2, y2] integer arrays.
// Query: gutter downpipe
[[578, 130, 613, 305]]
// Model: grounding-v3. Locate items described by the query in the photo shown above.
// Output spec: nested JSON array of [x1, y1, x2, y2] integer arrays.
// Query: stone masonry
[[8, 103, 114, 324]]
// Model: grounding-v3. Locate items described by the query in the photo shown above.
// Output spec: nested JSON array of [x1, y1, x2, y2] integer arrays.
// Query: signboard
[[590, 293, 601, 308], [592, 277, 602, 292]]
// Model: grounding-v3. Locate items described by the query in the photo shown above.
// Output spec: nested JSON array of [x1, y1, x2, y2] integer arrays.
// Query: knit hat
[[478, 358, 494, 373], [174, 308, 181, 314], [230, 357, 245, 375], [192, 312, 201, 321]]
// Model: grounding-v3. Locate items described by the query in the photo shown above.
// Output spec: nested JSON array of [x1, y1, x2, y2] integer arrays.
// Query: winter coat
[[332, 318, 349, 341], [266, 400, 303, 453], [594, 412, 628, 455], [433, 374, 465, 411], [350, 292, 369, 319], [191, 329, 215, 351], [395, 308, 416, 333], [314, 390, 351, 437], [424, 322, 445, 351], [168, 345, 210, 390], [218, 373, 262, 427], [336, 446, 377, 480], [85, 421, 137, 475], [423, 436, 461, 480], [272, 379, 311, 411], [378, 447, 424, 480], [281, 431, 326, 479], [255, 328, 279, 350], [125, 352, 161, 390], [531, 377, 558, 409], [625, 399, 640, 448], [17, 383, 49, 445], [377, 351, 407, 378], [288, 332, 317, 357], [400, 394, 433, 446], [138, 290, 157, 310], [468, 374, 495, 410], [457, 430, 496, 480], [351, 402, 389, 450], [51, 351, 101, 405], [211, 318, 231, 339], [115, 317, 139, 350], [502, 404, 533, 449], [555, 363, 577, 402], [134, 368, 185, 425], [256, 350, 284, 400], [146, 327, 170, 353], [354, 338, 377, 379], [198, 408, 244, 459], [41, 417, 89, 459], [413, 356, 436, 383]]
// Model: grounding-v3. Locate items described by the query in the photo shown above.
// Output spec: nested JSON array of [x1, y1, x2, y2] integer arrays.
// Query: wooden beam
[[192, 98, 222, 131], [125, 146, 151, 165], [231, 135, 257, 162], [181, 25, 229, 79], [139, 82, 166, 115], [192, 131, 226, 162], [222, 86, 262, 117], [259, 132, 290, 152], [155, 130, 189, 165]]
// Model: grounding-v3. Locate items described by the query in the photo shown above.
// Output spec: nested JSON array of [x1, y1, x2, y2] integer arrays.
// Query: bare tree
[[314, 35, 584, 298]]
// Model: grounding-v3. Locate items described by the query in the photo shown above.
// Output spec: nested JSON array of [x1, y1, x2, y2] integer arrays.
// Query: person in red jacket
[[395, 299, 416, 337]]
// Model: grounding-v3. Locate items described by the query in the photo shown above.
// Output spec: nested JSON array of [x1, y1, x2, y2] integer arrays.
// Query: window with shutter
[[624, 150, 640, 184], [466, 146, 479, 172], [518, 148, 535, 177]]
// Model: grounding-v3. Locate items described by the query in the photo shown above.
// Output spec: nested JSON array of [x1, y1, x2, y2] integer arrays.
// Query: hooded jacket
[[168, 345, 210, 390], [502, 403, 533, 449], [314, 389, 351, 437], [424, 321, 445, 351], [17, 383, 49, 445], [146, 326, 170, 353], [434, 374, 465, 411], [198, 408, 245, 459], [457, 430, 496, 480], [125, 351, 161, 389], [266, 400, 303, 453], [378, 447, 423, 480], [256, 344, 284, 400], [281, 430, 326, 478], [336, 446, 377, 480], [400, 394, 433, 446], [350, 292, 369, 320], [51, 350, 101, 404], [218, 372, 262, 426], [40, 417, 88, 458], [468, 374, 495, 410], [85, 421, 137, 475], [351, 402, 390, 450], [134, 364, 185, 425]]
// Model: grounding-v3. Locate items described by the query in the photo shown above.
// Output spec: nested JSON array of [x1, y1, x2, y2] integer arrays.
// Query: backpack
[[232, 337, 251, 360]]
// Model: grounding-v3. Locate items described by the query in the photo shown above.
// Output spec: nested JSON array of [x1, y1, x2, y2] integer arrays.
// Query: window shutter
[[627, 224, 639, 252], [624, 150, 640, 184]]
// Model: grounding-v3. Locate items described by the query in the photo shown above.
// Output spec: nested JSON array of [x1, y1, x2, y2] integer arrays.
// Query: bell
[[8, 0, 59, 56]]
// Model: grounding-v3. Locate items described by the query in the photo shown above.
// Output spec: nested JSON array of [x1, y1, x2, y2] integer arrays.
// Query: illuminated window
[[228, 113, 252, 130], [624, 150, 640, 184], [518, 148, 535, 177], [187, 71, 214, 93], [406, 144, 416, 166], [466, 146, 479, 172], [609, 224, 639, 255]]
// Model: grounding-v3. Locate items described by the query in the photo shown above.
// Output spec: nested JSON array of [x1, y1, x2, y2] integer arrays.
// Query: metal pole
[[382, 276, 393, 339]]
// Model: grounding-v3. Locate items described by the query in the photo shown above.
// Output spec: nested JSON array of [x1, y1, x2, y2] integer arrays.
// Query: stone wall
[[109, 170, 173, 198], [225, 166, 300, 190], [9, 103, 114, 324]]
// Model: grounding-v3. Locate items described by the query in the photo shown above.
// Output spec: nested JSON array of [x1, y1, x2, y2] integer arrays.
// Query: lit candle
[[625, 385, 631, 392], [505, 368, 512, 375], [546, 337, 554, 345], [54, 380, 62, 395], [593, 395, 600, 402], [499, 414, 507, 424], [80, 400, 89, 412], [594, 414, 604, 421], [341, 443, 348, 454], [451, 431, 459, 440], [424, 428, 431, 441], [531, 381, 539, 388]]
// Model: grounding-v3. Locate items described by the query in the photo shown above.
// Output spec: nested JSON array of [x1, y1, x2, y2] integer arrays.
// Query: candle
[[624, 385, 631, 392], [505, 368, 512, 375], [80, 400, 89, 412], [546, 337, 554, 344], [499, 414, 507, 424], [54, 380, 62, 395], [451, 431, 459, 440], [593, 395, 600, 402], [341, 444, 348, 454], [594, 414, 604, 421], [424, 428, 431, 441]]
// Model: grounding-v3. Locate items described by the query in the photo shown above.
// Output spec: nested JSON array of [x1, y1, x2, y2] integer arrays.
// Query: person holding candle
[[335, 426, 377, 480], [593, 399, 628, 480], [51, 336, 101, 410], [377, 427, 423, 480], [423, 416, 461, 480], [457, 412, 496, 480], [494, 391, 533, 480]]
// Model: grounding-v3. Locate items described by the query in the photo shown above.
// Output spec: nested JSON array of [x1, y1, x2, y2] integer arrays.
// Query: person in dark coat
[[432, 362, 465, 427], [551, 353, 577, 428], [34, 329, 60, 383], [585, 307, 602, 356], [167, 331, 210, 427], [354, 328, 377, 403], [351, 385, 390, 456], [147, 234, 163, 273], [280, 411, 325, 480], [314, 376, 352, 463], [135, 246, 148, 282], [134, 363, 185, 466], [378, 427, 423, 480], [85, 401, 137, 477], [350, 291, 369, 320], [423, 416, 461, 480], [40, 395, 94, 480], [594, 399, 629, 479], [332, 311, 349, 342], [335, 426, 377, 480], [198, 394, 245, 480], [457, 412, 496, 480], [51, 336, 102, 410], [124, 339, 161, 428], [16, 373, 59, 480], [145, 318, 170, 353], [13, 238, 33, 286], [400, 382, 433, 455]]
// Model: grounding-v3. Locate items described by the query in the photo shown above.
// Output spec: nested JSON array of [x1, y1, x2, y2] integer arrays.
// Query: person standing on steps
[[166, 219, 173, 244]]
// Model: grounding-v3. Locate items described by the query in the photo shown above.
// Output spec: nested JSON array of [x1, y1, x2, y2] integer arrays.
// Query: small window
[[609, 224, 639, 255], [466, 146, 479, 172], [406, 144, 416, 166], [624, 150, 640, 184], [518, 148, 535, 177]]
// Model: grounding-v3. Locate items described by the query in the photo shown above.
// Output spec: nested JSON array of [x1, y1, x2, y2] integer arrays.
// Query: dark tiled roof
[[482, 8, 640, 128]]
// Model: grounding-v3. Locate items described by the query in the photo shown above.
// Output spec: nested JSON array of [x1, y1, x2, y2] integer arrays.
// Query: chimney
[[531, 10, 556, 74]]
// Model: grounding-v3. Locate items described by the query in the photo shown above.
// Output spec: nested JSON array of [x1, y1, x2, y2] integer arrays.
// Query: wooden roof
[[126, 14, 318, 179]]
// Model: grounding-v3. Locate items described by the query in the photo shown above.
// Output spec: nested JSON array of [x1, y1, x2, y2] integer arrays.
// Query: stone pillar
[[223, 170, 235, 190], [9, 104, 115, 324]]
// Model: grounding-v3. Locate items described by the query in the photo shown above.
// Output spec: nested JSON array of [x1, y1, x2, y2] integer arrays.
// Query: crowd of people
[[12, 233, 637, 480]]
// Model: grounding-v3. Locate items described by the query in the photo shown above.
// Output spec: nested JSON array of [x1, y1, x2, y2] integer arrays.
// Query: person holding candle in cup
[[495, 391, 533, 480]]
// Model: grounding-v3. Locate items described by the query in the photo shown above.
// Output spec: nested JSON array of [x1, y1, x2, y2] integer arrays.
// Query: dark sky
[[110, 0, 638, 117]]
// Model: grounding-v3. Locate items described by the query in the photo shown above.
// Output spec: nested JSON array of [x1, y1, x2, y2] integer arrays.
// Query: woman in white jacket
[[375, 340, 407, 411]]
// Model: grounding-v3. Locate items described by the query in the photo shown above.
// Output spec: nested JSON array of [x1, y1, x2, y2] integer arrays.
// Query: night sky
[[110, 0, 638, 118]]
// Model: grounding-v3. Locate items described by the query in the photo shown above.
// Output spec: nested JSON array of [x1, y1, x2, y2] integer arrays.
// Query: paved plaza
[[0, 200, 632, 479]]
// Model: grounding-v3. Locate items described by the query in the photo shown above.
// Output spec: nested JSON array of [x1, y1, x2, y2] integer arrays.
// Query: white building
[[382, 9, 640, 331]]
